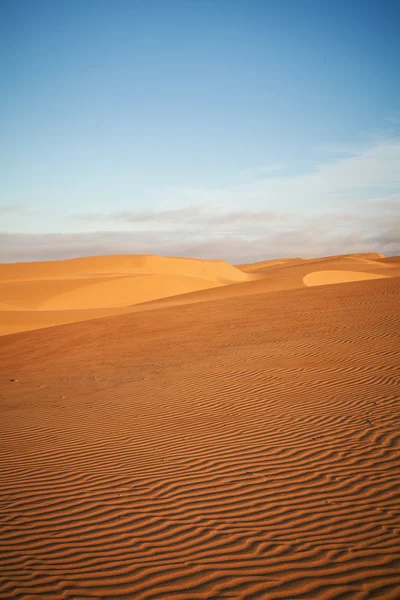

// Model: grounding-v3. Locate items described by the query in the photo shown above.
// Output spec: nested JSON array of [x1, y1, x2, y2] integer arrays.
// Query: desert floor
[[0, 252, 399, 599]]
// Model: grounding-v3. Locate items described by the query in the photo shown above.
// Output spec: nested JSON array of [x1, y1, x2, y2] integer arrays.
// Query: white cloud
[[1, 137, 399, 263], [165, 137, 400, 211], [1, 196, 399, 264], [0, 204, 23, 214]]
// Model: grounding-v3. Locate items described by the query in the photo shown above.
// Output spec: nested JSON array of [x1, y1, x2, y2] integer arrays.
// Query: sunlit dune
[[303, 269, 387, 287], [234, 257, 304, 272], [0, 254, 254, 283], [0, 254, 254, 334], [342, 252, 385, 259], [0, 252, 399, 335]]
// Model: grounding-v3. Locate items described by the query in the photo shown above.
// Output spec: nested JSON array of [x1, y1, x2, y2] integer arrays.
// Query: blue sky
[[1, 0, 399, 262]]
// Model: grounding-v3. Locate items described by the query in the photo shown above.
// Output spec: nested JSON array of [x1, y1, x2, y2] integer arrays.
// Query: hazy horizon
[[1, 0, 399, 263]]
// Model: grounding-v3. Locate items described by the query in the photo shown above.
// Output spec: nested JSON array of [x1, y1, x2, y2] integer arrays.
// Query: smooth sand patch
[[303, 269, 387, 287], [38, 274, 225, 310]]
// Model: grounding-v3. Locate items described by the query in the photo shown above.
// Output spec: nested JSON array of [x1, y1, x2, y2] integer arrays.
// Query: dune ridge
[[0, 274, 399, 599], [0, 254, 254, 283], [0, 252, 399, 336]]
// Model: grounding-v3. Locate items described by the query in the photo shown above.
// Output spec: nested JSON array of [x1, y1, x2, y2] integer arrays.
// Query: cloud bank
[[1, 196, 398, 264], [1, 138, 399, 263]]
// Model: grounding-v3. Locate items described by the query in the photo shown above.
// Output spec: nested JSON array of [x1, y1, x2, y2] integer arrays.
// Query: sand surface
[[1, 253, 399, 336], [303, 270, 387, 287], [0, 253, 400, 599]]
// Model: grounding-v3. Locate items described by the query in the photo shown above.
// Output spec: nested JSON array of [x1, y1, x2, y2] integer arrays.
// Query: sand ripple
[[0, 273, 399, 599]]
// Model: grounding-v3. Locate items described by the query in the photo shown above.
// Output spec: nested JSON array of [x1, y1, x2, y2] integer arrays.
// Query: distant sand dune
[[38, 274, 225, 310], [341, 252, 385, 259], [377, 255, 400, 265], [0, 255, 257, 334], [0, 252, 399, 335], [303, 269, 387, 287], [0, 254, 254, 283], [234, 257, 304, 272]]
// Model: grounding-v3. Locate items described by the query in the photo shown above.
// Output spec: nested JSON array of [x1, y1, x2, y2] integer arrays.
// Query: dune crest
[[0, 254, 253, 283], [1, 252, 399, 335]]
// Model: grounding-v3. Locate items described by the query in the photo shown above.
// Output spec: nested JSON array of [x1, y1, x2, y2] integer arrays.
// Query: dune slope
[[0, 254, 255, 334], [1, 276, 399, 599], [303, 269, 387, 286], [1, 252, 399, 336]]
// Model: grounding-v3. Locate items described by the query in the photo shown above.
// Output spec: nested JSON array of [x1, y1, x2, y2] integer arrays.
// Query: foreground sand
[[0, 253, 400, 599]]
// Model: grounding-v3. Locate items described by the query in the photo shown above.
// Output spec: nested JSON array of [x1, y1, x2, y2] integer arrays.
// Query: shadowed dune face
[[0, 252, 399, 336], [0, 276, 399, 599]]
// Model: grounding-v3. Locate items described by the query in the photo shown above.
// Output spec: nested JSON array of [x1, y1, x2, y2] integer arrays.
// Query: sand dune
[[38, 274, 226, 310], [0, 254, 254, 283], [0, 306, 134, 336], [303, 269, 387, 287], [1, 252, 399, 336], [342, 252, 385, 259], [0, 255, 255, 334], [234, 257, 305, 272], [377, 255, 400, 265], [0, 273, 399, 599]]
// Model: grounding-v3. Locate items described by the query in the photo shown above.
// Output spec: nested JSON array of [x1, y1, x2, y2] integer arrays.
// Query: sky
[[1, 0, 399, 263]]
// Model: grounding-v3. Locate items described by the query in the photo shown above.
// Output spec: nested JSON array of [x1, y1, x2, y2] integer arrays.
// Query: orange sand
[[303, 269, 387, 286], [0, 253, 400, 599], [1, 252, 399, 335]]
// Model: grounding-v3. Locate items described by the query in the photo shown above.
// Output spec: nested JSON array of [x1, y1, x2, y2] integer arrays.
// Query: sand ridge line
[[1, 252, 399, 336]]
